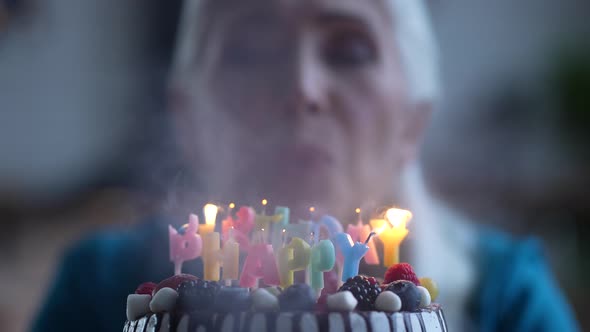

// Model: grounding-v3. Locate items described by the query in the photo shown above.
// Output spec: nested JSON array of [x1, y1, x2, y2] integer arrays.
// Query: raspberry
[[135, 282, 157, 295], [177, 279, 221, 312], [384, 263, 421, 286], [153, 274, 199, 295], [338, 275, 381, 311]]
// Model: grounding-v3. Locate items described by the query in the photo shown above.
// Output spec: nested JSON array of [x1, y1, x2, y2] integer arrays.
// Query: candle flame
[[385, 208, 412, 229], [203, 204, 219, 225], [229, 202, 235, 209], [262, 199, 268, 206], [355, 208, 361, 214], [309, 206, 316, 213]]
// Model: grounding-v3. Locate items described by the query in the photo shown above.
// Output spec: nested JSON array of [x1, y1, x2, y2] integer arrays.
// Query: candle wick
[[364, 232, 376, 244]]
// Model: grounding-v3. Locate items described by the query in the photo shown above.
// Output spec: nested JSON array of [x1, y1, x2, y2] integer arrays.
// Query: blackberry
[[177, 279, 220, 312], [278, 283, 316, 311], [337, 275, 381, 311]]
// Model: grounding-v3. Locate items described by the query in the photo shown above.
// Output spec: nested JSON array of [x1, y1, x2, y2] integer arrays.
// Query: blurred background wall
[[1, 0, 589, 331]]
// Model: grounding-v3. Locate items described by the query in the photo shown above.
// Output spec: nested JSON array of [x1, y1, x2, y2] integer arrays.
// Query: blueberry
[[385, 280, 421, 312], [278, 284, 316, 311]]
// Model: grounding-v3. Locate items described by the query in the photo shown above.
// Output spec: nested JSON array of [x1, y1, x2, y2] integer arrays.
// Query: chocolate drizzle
[[317, 313, 330, 332], [292, 312, 304, 332], [386, 313, 395, 332], [342, 312, 352, 332], [362, 313, 373, 332], [403, 312, 413, 332], [417, 313, 426, 332], [265, 312, 277, 332], [127, 306, 449, 332]]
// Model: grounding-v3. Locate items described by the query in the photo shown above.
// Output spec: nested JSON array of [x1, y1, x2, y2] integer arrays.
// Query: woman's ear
[[400, 101, 433, 164]]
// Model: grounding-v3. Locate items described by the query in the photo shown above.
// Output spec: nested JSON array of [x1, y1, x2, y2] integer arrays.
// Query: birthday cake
[[123, 204, 448, 331]]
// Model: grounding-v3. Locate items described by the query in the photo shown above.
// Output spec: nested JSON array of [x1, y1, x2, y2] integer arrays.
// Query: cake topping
[[278, 283, 316, 311], [383, 263, 421, 286], [326, 291, 358, 312], [153, 274, 199, 295], [374, 291, 402, 312], [177, 279, 220, 312], [251, 288, 280, 311], [126, 294, 152, 321], [135, 282, 157, 295], [385, 280, 421, 312], [416, 286, 432, 308], [418, 277, 439, 301], [213, 287, 251, 312], [338, 275, 381, 311], [149, 287, 179, 313]]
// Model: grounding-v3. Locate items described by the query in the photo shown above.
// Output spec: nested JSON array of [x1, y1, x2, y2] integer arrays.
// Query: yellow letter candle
[[374, 208, 412, 267], [200, 204, 219, 235], [277, 237, 311, 288], [202, 231, 221, 281]]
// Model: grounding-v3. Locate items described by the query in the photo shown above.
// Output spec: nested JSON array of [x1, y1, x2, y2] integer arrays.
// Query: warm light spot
[[385, 208, 413, 229], [262, 199, 268, 206], [355, 208, 361, 214], [229, 202, 236, 209], [203, 204, 219, 225], [309, 206, 316, 213]]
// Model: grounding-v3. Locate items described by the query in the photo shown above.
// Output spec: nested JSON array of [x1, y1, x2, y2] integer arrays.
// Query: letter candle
[[309, 236, 336, 295], [200, 204, 218, 235], [271, 206, 289, 251], [222, 227, 240, 285], [169, 214, 203, 275], [239, 242, 281, 288], [202, 204, 221, 280], [373, 208, 412, 267], [334, 232, 375, 282], [277, 237, 311, 288], [347, 208, 379, 265]]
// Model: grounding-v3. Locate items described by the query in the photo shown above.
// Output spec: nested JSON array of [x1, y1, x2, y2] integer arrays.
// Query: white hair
[[173, 0, 441, 103]]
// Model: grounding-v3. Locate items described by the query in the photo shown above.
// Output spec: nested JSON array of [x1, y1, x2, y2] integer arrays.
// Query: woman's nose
[[290, 43, 326, 115]]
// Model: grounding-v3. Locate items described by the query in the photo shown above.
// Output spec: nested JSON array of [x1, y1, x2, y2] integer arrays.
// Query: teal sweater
[[30, 217, 580, 331]]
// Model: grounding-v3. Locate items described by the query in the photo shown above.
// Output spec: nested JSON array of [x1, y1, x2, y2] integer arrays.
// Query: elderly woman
[[32, 0, 579, 331]]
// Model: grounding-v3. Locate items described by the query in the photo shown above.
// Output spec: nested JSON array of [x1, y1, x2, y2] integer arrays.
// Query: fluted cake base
[[123, 304, 447, 332]]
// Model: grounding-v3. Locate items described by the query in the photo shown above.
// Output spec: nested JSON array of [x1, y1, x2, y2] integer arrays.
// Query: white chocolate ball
[[375, 291, 402, 312], [126, 294, 151, 321], [149, 287, 179, 313], [251, 288, 279, 311], [417, 286, 432, 308], [326, 291, 358, 312]]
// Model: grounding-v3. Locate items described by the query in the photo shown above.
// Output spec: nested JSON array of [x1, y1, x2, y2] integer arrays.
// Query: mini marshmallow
[[126, 294, 152, 321], [326, 291, 358, 312], [149, 287, 179, 313], [251, 288, 279, 311], [375, 291, 402, 312], [417, 286, 431, 308]]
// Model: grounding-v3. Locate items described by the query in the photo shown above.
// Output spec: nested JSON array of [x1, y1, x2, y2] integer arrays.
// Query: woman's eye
[[323, 32, 377, 68], [221, 41, 283, 68]]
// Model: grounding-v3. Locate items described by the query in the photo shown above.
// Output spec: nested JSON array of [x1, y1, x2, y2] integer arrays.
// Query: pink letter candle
[[347, 209, 379, 265], [239, 243, 281, 288], [169, 214, 203, 275]]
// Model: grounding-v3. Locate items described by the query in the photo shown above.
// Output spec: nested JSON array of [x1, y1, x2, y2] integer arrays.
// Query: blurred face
[[171, 0, 428, 219]]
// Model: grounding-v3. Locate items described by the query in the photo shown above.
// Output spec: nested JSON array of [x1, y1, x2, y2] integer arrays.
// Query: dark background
[[1, 1, 589, 331]]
